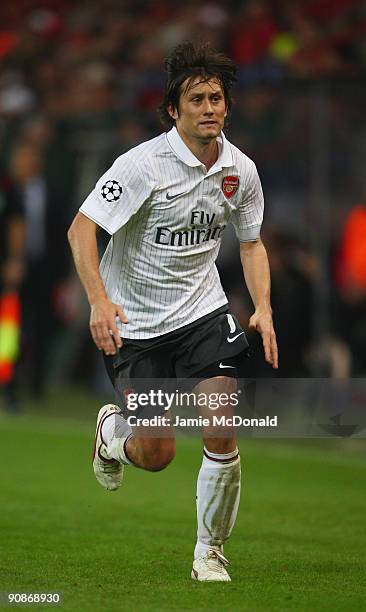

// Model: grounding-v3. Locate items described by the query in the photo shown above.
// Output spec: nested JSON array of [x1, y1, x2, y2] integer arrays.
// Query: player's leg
[[107, 409, 176, 471], [192, 374, 240, 582], [93, 402, 176, 489], [93, 352, 176, 490], [172, 309, 247, 580]]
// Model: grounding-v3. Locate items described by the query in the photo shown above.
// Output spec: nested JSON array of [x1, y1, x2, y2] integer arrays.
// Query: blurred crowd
[[1, 0, 366, 409]]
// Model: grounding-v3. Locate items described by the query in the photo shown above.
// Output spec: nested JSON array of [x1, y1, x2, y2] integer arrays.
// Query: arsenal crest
[[222, 176, 239, 198]]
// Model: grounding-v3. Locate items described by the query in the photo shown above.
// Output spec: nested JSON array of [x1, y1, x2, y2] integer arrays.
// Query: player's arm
[[240, 239, 278, 369], [67, 212, 128, 355]]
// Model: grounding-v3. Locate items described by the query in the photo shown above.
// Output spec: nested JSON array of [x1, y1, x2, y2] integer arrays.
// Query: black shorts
[[104, 306, 250, 397]]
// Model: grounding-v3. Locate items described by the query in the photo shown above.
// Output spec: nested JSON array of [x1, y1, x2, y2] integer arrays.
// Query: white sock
[[101, 412, 134, 466], [194, 447, 241, 559]]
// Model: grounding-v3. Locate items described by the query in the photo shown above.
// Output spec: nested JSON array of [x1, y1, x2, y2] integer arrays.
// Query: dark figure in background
[[264, 232, 312, 376], [9, 141, 69, 398], [219, 229, 312, 377]]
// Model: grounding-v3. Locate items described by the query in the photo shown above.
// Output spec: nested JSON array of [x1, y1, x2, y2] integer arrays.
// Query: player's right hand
[[89, 298, 128, 355]]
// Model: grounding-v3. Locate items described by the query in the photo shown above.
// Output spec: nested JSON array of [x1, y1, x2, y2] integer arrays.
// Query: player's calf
[[126, 436, 176, 471]]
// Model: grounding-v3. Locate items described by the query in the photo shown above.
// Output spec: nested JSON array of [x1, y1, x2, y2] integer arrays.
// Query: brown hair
[[158, 41, 237, 129]]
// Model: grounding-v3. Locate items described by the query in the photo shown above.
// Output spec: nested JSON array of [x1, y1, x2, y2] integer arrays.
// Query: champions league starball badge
[[101, 180, 123, 203]]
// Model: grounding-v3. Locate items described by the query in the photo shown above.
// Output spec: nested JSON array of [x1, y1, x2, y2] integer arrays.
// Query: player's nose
[[202, 99, 214, 114]]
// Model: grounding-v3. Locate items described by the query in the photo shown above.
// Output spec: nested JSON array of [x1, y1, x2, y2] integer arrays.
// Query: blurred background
[[1, 0, 366, 413]]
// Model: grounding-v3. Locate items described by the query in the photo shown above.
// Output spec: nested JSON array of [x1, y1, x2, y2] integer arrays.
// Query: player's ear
[[167, 104, 178, 120]]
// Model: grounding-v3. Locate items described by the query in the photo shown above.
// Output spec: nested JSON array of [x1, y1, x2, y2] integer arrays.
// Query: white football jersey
[[80, 127, 264, 338]]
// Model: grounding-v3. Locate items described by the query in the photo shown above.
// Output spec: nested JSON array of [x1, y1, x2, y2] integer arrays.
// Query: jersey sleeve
[[230, 160, 264, 242], [79, 154, 153, 234]]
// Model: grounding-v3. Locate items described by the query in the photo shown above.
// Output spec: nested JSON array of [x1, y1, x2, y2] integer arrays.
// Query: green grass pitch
[[0, 394, 365, 611]]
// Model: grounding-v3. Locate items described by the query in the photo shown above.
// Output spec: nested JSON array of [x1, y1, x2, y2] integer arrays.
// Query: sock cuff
[[203, 447, 239, 464], [121, 433, 135, 466], [108, 433, 134, 466]]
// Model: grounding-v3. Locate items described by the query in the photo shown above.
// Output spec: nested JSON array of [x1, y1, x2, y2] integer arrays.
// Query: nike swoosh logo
[[166, 192, 184, 200], [219, 362, 235, 369], [227, 332, 245, 343]]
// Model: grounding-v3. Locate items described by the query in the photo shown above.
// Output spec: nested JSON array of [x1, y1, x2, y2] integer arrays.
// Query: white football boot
[[92, 404, 126, 491], [191, 550, 231, 582]]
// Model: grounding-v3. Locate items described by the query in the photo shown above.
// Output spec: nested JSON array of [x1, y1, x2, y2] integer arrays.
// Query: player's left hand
[[249, 309, 278, 369]]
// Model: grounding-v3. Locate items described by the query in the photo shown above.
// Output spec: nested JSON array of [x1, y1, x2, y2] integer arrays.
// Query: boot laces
[[204, 550, 230, 573]]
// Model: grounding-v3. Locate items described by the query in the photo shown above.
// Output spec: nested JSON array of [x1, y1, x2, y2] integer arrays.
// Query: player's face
[[170, 77, 227, 143]]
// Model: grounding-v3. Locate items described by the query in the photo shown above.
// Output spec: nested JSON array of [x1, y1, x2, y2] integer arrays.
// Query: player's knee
[[146, 454, 174, 472], [143, 440, 176, 471]]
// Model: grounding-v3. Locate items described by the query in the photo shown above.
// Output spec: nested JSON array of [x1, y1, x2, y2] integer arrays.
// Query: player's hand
[[249, 308, 278, 369], [89, 298, 128, 355]]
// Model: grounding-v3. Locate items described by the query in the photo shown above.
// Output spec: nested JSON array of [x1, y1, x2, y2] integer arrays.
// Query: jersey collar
[[166, 126, 233, 170]]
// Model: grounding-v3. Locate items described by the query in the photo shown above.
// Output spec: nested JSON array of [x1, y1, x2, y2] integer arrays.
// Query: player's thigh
[[193, 376, 237, 452], [104, 353, 176, 460]]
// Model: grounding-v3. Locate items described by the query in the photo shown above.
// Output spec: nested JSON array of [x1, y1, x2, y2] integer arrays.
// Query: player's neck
[[177, 128, 218, 171]]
